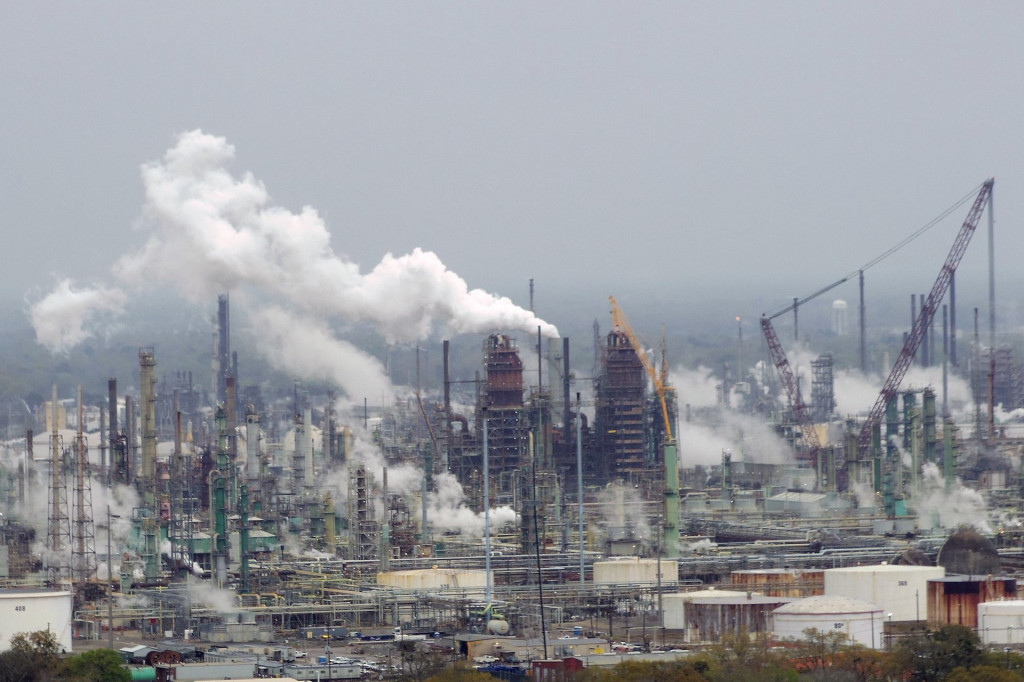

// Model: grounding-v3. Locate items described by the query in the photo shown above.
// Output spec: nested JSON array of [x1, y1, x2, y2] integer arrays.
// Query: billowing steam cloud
[[321, 429, 518, 540], [29, 279, 126, 353], [253, 306, 392, 405], [912, 462, 992, 533], [28, 130, 557, 396]]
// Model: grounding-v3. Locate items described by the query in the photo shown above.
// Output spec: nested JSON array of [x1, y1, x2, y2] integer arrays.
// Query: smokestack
[[174, 389, 182, 458], [950, 272, 958, 367], [793, 297, 799, 342], [380, 466, 390, 572], [139, 348, 157, 500], [25, 429, 33, 502], [125, 394, 134, 484], [292, 412, 305, 492], [562, 338, 571, 446], [226, 376, 237, 458], [859, 270, 866, 373], [108, 379, 117, 482], [246, 407, 260, 484], [325, 391, 335, 462], [911, 294, 918, 365], [942, 304, 949, 415], [304, 407, 314, 486], [217, 294, 230, 405], [443, 339, 451, 471]]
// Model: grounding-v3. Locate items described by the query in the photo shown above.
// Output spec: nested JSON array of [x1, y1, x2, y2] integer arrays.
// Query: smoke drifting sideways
[[670, 364, 794, 467], [28, 280, 126, 354], [28, 130, 558, 400], [319, 429, 518, 540]]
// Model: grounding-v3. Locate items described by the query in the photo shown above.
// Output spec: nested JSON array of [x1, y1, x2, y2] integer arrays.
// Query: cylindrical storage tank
[[663, 589, 788, 643], [773, 595, 884, 649], [978, 600, 1024, 646], [377, 568, 487, 595], [824, 564, 943, 622], [663, 590, 752, 631], [593, 557, 678, 585], [928, 576, 1017, 629], [0, 589, 72, 652], [731, 569, 825, 598]]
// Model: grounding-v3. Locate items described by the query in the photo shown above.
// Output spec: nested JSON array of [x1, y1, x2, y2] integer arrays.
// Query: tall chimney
[[139, 348, 157, 500]]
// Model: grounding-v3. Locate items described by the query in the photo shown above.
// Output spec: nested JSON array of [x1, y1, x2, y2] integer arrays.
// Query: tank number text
[[14, 606, 25, 612], [833, 623, 843, 629], [897, 581, 908, 587]]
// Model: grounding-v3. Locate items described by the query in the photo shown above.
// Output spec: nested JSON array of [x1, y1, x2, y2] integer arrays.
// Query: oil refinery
[[4, 172, 1024, 680]]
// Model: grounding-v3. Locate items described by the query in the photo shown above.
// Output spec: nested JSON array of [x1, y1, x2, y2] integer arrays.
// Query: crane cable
[[766, 181, 986, 320]]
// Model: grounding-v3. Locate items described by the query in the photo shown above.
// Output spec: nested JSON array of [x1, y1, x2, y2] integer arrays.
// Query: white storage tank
[[978, 600, 1024, 646], [773, 595, 884, 649], [824, 564, 943, 622], [377, 567, 487, 594], [664, 588, 788, 642], [0, 589, 72, 652], [663, 589, 752, 630], [593, 557, 678, 585]]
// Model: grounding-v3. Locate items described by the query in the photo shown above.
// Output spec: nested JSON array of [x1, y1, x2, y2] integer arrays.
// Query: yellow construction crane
[[609, 296, 674, 443]]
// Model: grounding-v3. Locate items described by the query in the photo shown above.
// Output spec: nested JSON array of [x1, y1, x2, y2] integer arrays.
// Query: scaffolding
[[479, 335, 529, 496], [810, 353, 836, 422], [349, 464, 378, 562], [46, 386, 70, 579], [596, 330, 646, 482], [71, 387, 96, 586]]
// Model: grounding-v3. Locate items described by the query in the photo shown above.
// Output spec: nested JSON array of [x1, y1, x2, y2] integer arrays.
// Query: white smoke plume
[[253, 307, 393, 408], [28, 129, 557, 398], [912, 462, 992, 532], [186, 574, 240, 614], [677, 409, 793, 467], [28, 279, 126, 353], [669, 365, 721, 410], [118, 130, 559, 344], [596, 482, 651, 542], [427, 471, 517, 538], [779, 347, 973, 420], [319, 427, 517, 539]]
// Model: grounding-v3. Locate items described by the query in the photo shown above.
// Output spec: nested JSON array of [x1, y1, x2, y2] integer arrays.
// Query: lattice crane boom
[[856, 178, 993, 452], [609, 296, 675, 443], [760, 315, 822, 455]]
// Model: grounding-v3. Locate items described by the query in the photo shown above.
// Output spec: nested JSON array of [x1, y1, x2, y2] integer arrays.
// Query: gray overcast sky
[[3, 2, 1024, 325]]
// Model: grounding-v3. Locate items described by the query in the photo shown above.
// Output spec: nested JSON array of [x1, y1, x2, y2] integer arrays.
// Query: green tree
[[945, 665, 1023, 682], [888, 624, 983, 681], [59, 649, 130, 682], [695, 630, 797, 682], [577, 659, 709, 682], [0, 630, 60, 682]]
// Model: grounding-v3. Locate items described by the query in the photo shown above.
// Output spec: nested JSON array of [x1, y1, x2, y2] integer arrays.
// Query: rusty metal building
[[928, 575, 1017, 629], [478, 334, 529, 497], [730, 569, 825, 598], [595, 330, 646, 483]]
